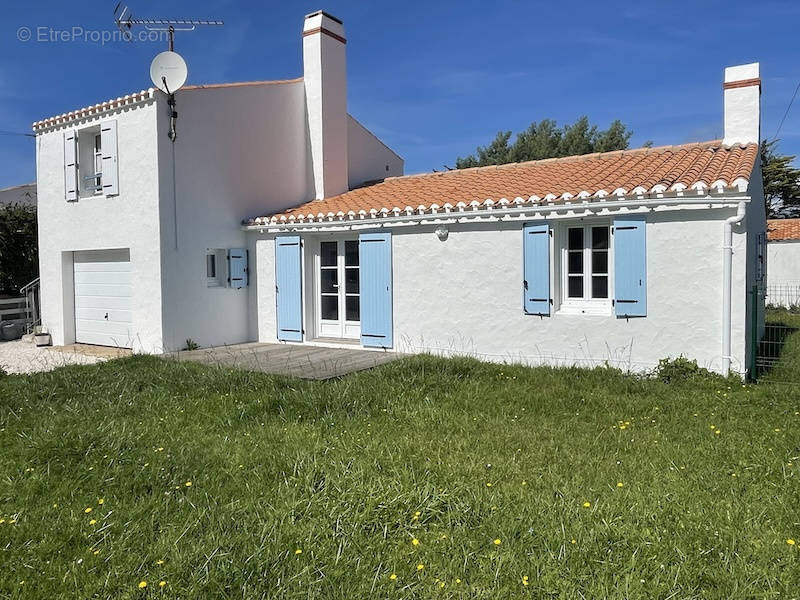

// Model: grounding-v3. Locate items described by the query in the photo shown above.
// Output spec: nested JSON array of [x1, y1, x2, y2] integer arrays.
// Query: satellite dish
[[149, 51, 187, 94]]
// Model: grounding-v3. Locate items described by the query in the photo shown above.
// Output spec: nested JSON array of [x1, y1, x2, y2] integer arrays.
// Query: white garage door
[[73, 249, 133, 348]]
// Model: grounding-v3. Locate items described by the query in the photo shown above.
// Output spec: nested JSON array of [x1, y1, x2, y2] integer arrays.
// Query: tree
[[760, 140, 800, 218], [455, 117, 633, 169], [0, 203, 38, 295]]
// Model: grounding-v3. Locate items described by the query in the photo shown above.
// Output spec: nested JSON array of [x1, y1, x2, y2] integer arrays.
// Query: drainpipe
[[722, 201, 747, 376]]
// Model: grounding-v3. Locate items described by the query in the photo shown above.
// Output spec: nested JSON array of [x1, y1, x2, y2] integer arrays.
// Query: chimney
[[723, 62, 761, 146], [303, 10, 348, 200]]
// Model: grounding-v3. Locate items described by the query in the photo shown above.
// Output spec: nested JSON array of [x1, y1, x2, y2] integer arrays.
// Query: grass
[[0, 339, 799, 597]]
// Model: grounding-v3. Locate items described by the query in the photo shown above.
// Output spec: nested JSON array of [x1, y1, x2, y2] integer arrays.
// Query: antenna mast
[[114, 3, 224, 142]]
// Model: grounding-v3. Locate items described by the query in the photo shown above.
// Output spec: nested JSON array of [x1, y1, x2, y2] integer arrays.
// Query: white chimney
[[303, 10, 348, 200], [723, 62, 761, 146]]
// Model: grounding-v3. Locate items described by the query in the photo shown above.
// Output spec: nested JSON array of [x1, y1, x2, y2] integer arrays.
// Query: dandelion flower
[[98, 499, 104, 505], [486, 482, 492, 487], [571, 539, 576, 544], [417, 563, 424, 571], [583, 502, 591, 508], [522, 480, 527, 486], [138, 581, 147, 589], [185, 481, 192, 487], [493, 538, 502, 545], [439, 581, 445, 588], [93, 550, 100, 555], [617, 482, 624, 488], [715, 430, 721, 435], [84, 507, 93, 513], [788, 539, 796, 546], [89, 519, 96, 525], [159, 581, 166, 588], [412, 538, 420, 546], [156, 560, 164, 565], [522, 575, 529, 586], [389, 573, 397, 581], [456, 578, 462, 583], [295, 549, 302, 555]]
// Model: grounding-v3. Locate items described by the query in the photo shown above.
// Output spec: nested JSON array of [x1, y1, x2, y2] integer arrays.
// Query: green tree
[[761, 140, 800, 217], [456, 116, 633, 169], [0, 203, 38, 295]]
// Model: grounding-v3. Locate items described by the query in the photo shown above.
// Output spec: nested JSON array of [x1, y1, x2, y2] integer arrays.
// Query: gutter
[[721, 201, 748, 376], [243, 195, 751, 232]]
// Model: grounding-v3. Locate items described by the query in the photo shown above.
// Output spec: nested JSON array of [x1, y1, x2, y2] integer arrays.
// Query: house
[[35, 11, 766, 377], [766, 218, 800, 307], [0, 183, 36, 208]]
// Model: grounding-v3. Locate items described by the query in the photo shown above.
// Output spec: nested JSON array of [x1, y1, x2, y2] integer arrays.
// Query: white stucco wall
[[36, 98, 164, 352], [767, 241, 800, 306], [156, 81, 312, 351], [347, 116, 404, 189], [254, 205, 753, 375]]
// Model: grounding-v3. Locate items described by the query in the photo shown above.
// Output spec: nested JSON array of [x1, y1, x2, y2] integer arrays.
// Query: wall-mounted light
[[435, 226, 449, 241]]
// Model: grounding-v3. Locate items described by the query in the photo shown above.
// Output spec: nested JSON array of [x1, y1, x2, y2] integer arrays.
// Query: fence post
[[749, 284, 758, 382]]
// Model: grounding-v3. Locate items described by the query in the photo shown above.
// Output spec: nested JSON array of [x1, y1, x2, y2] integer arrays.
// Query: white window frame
[[76, 125, 103, 198], [206, 249, 226, 288], [558, 222, 613, 315], [312, 237, 361, 340]]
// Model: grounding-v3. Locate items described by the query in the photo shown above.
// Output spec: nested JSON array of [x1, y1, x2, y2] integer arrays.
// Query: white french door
[[316, 239, 360, 339]]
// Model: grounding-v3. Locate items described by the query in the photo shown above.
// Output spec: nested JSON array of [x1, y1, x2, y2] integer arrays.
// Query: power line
[[772, 78, 800, 142], [0, 130, 35, 138]]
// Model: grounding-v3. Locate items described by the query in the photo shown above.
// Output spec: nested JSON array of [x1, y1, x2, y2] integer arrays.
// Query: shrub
[[654, 356, 726, 384], [0, 203, 38, 295]]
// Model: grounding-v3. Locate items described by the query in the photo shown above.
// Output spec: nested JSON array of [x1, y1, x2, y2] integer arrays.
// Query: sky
[[1, 0, 799, 189]]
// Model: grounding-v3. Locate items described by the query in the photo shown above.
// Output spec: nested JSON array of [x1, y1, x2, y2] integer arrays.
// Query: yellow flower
[[412, 538, 420, 546], [774, 428, 781, 432], [84, 507, 93, 513], [583, 502, 591, 508], [0, 519, 4, 524], [715, 430, 721, 435], [138, 581, 147, 589], [53, 504, 58, 508], [456, 578, 462, 583], [493, 538, 502, 545], [98, 498, 104, 505], [294, 549, 302, 555], [788, 539, 796, 546], [522, 480, 527, 486], [417, 563, 424, 571], [439, 581, 445, 588], [522, 575, 530, 586], [570, 539, 576, 544], [89, 519, 97, 525], [185, 481, 192, 487], [93, 550, 100, 555], [159, 581, 166, 588], [156, 560, 164, 565], [617, 482, 624, 488], [389, 573, 397, 581], [486, 482, 492, 487]]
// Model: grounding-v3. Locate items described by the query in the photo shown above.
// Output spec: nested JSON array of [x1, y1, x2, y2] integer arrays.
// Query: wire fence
[[751, 286, 800, 383], [765, 283, 800, 309]]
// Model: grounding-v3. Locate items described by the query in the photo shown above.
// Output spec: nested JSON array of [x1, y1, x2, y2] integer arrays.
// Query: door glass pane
[[568, 227, 583, 250], [591, 250, 608, 274], [568, 275, 583, 298], [568, 251, 583, 274], [591, 226, 609, 250], [346, 296, 360, 321], [320, 269, 338, 293], [345, 267, 359, 294], [320, 241, 337, 267], [345, 240, 359, 266], [592, 275, 608, 299], [321, 295, 338, 320]]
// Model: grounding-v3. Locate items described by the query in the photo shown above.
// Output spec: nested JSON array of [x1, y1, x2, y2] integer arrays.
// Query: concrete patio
[[166, 342, 401, 380]]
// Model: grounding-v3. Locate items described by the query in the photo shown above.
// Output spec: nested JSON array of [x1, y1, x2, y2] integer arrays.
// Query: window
[[562, 224, 611, 311], [206, 249, 225, 287], [316, 239, 360, 339], [77, 126, 102, 197]]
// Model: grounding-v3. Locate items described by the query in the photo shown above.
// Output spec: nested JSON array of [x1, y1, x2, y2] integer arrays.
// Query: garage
[[73, 249, 133, 348]]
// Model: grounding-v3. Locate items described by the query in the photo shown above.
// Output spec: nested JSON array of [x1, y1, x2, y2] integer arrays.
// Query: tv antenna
[[113, 3, 224, 142]]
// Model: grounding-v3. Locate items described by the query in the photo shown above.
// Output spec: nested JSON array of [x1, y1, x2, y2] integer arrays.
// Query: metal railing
[[765, 283, 800, 309], [19, 277, 40, 333]]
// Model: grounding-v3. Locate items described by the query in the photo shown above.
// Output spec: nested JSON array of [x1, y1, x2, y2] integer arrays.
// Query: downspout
[[722, 201, 747, 376]]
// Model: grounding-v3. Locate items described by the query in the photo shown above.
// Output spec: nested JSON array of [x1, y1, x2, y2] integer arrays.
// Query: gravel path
[[0, 340, 105, 374]]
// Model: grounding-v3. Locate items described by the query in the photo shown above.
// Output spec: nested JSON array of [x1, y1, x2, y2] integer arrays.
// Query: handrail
[[20, 277, 40, 294]]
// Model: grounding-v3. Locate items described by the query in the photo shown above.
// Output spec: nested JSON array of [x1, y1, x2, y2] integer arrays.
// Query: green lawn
[[1, 336, 799, 598]]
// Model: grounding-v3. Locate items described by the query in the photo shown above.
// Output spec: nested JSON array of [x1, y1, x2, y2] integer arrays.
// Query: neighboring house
[[35, 11, 766, 377], [766, 218, 800, 307], [0, 183, 36, 208]]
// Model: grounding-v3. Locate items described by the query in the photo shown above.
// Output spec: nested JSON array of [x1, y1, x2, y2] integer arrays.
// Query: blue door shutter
[[359, 232, 393, 348], [227, 248, 248, 289], [613, 216, 647, 317], [523, 222, 550, 315], [275, 236, 303, 341]]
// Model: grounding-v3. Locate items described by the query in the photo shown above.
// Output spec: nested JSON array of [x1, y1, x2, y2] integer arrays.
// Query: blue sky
[[1, 0, 799, 188]]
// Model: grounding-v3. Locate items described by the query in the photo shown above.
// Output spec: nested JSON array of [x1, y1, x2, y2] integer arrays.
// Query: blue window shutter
[[275, 236, 303, 341], [359, 232, 393, 348], [64, 130, 77, 201], [613, 216, 647, 317], [523, 222, 550, 315], [100, 120, 119, 196], [227, 248, 248, 289]]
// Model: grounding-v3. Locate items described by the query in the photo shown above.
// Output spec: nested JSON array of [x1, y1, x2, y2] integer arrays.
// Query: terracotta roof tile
[[767, 218, 800, 241], [255, 141, 758, 225]]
